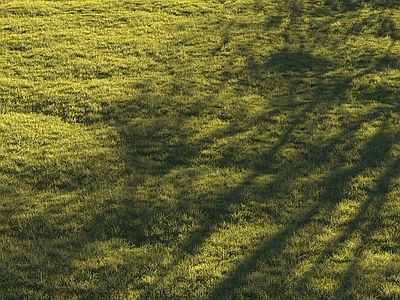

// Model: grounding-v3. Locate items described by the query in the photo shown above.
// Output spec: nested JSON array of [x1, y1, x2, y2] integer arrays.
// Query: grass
[[1, 0, 400, 299]]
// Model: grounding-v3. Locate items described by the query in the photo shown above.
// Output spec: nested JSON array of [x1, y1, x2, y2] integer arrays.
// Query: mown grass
[[1, 0, 400, 299]]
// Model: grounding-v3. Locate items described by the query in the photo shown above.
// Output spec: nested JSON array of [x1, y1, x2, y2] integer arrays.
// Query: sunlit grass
[[1, 0, 400, 299]]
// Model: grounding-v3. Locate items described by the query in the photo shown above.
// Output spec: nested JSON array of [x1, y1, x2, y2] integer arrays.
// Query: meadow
[[0, 0, 400, 299]]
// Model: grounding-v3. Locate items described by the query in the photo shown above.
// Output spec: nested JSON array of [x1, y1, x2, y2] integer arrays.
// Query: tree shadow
[[205, 1, 400, 299], [112, 1, 400, 298], [207, 69, 399, 300], [3, 1, 400, 298]]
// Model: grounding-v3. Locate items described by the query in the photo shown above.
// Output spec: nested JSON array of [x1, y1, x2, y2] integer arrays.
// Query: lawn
[[1, 0, 400, 299]]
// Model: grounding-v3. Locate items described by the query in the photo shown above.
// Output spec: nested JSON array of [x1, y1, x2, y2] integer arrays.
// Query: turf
[[1, 0, 400, 299]]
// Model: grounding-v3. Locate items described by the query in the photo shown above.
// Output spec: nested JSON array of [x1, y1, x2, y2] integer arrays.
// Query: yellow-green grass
[[1, 0, 400, 299]]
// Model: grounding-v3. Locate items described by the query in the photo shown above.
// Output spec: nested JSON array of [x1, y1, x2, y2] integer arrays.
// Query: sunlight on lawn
[[1, 0, 400, 299]]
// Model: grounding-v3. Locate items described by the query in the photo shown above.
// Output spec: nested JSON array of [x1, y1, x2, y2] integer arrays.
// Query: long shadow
[[8, 1, 397, 298], [206, 1, 400, 299], [139, 29, 364, 300], [98, 12, 324, 295], [36, 1, 399, 298], [3, 0, 398, 298], [288, 122, 400, 298], [335, 156, 400, 298], [133, 75, 319, 300], [207, 94, 397, 300]]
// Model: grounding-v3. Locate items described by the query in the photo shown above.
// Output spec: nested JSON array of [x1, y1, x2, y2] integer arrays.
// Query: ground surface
[[1, 0, 400, 299]]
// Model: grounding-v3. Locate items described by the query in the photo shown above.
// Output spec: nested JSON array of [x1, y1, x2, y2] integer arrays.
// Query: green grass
[[1, 0, 400, 299]]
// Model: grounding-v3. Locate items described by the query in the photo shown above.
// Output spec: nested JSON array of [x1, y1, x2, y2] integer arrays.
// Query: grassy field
[[1, 0, 400, 299]]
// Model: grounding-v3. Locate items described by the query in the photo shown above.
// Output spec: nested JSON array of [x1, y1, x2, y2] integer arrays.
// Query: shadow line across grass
[[131, 1, 400, 298], [1, 0, 400, 299]]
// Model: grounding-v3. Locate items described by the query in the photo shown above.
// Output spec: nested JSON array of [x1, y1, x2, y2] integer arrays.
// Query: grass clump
[[0, 112, 123, 192]]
